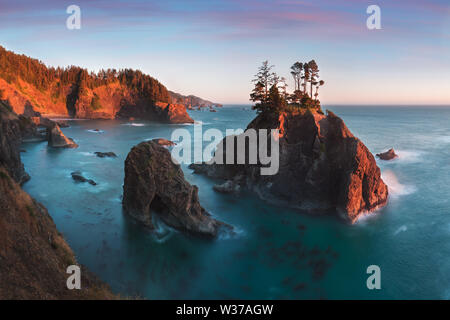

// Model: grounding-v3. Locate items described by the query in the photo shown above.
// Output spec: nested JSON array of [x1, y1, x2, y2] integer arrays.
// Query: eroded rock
[[376, 148, 398, 160], [191, 110, 388, 223], [48, 124, 78, 148], [122, 141, 231, 238]]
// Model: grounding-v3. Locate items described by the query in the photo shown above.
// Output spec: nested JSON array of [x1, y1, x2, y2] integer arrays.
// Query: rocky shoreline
[[0, 100, 114, 299]]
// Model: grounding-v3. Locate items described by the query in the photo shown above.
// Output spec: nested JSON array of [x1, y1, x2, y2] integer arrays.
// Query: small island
[[191, 60, 389, 223]]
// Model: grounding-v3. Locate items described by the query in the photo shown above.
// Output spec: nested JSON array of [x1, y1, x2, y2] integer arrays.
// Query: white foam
[[394, 225, 407, 235], [87, 129, 104, 133], [381, 170, 416, 198], [437, 136, 450, 144], [394, 150, 423, 164], [79, 152, 94, 156]]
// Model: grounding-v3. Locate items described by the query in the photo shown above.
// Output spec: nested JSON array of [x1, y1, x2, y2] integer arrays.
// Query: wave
[[87, 129, 104, 133], [394, 225, 408, 235], [375, 149, 424, 164], [381, 170, 416, 198], [79, 152, 94, 156], [122, 122, 146, 127], [437, 136, 450, 144], [394, 150, 424, 163], [193, 120, 212, 125]]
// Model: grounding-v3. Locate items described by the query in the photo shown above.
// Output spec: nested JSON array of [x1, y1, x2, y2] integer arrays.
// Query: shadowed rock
[[71, 171, 96, 185], [94, 151, 117, 158], [122, 141, 231, 238]]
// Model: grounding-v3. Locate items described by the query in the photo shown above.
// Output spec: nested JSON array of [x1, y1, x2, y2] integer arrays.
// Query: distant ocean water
[[21, 105, 450, 299]]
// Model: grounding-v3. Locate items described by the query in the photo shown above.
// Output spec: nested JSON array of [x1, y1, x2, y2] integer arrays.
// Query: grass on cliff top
[[280, 104, 324, 116]]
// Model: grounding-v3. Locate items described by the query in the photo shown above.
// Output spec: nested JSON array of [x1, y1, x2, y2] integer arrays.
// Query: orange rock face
[[0, 77, 193, 124], [190, 109, 388, 223]]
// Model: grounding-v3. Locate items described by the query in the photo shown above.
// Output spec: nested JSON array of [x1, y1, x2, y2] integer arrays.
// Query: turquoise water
[[21, 105, 450, 299]]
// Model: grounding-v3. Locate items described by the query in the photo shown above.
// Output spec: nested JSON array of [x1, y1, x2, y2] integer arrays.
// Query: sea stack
[[122, 141, 230, 238], [190, 109, 388, 223], [376, 148, 398, 161], [48, 123, 78, 148]]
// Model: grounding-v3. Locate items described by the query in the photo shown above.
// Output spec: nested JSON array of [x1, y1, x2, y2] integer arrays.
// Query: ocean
[[21, 105, 450, 299]]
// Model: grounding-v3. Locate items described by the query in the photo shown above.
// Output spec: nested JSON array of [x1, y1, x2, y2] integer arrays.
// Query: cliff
[[123, 140, 230, 238], [0, 102, 114, 299], [0, 100, 31, 184], [0, 46, 195, 123], [190, 109, 388, 223], [169, 91, 222, 108]]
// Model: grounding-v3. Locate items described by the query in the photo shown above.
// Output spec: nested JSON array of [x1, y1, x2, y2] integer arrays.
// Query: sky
[[0, 0, 449, 105]]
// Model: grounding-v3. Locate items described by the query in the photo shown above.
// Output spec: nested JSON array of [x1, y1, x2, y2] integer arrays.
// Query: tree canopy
[[0, 46, 170, 103], [250, 59, 325, 114]]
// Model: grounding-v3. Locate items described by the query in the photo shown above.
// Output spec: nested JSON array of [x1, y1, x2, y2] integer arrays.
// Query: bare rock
[[122, 141, 231, 238], [71, 171, 96, 185], [48, 124, 78, 148], [94, 152, 117, 158], [376, 148, 398, 161], [191, 110, 388, 223]]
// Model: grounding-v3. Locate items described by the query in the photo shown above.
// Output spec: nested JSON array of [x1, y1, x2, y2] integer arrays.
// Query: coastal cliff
[[123, 140, 230, 238], [190, 109, 388, 223], [0, 101, 114, 299], [0, 46, 197, 123], [169, 91, 222, 108], [0, 101, 31, 184]]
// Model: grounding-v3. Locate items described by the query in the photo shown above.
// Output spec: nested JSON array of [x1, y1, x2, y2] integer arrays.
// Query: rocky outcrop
[[0, 102, 114, 299], [115, 101, 193, 124], [122, 141, 230, 238], [94, 151, 117, 158], [48, 123, 78, 148], [71, 171, 97, 185], [152, 138, 176, 147], [190, 109, 388, 223], [154, 102, 194, 124], [376, 148, 398, 160], [0, 101, 31, 184], [169, 91, 222, 108]]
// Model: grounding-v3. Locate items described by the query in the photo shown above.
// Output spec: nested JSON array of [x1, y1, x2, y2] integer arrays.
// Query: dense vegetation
[[0, 46, 170, 103], [250, 60, 325, 114]]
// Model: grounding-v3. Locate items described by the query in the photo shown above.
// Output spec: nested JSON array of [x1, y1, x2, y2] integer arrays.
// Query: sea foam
[[381, 170, 416, 198]]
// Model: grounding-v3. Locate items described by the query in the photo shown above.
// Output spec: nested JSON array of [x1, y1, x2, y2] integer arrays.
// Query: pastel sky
[[0, 0, 449, 104]]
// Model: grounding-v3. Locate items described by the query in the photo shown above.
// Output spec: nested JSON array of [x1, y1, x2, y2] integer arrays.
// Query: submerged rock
[[48, 124, 78, 148], [122, 141, 231, 238], [71, 171, 96, 185], [213, 180, 241, 194], [191, 109, 388, 223], [376, 148, 398, 161], [94, 151, 117, 158]]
